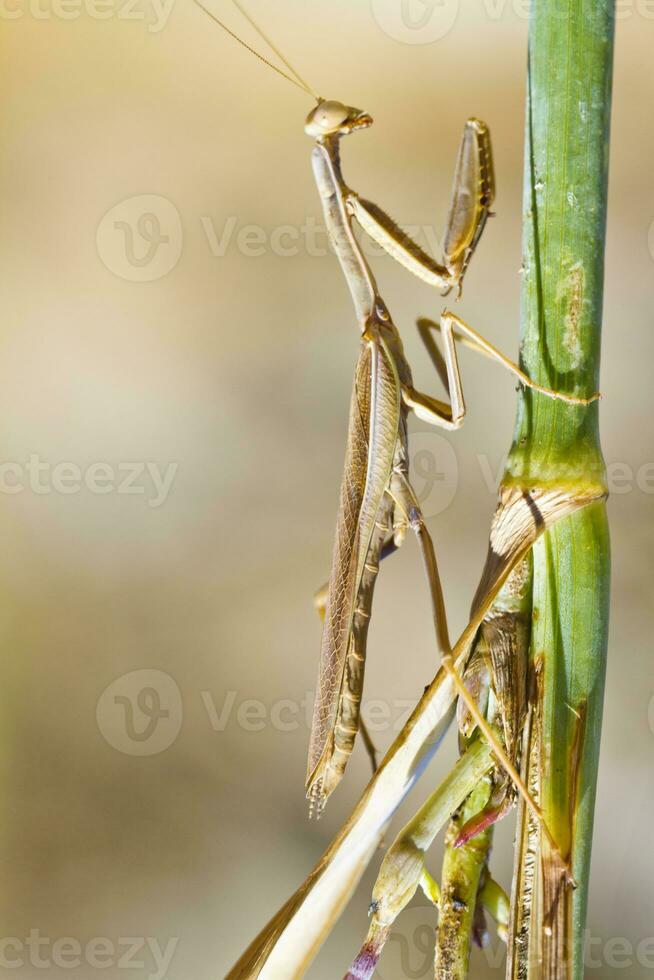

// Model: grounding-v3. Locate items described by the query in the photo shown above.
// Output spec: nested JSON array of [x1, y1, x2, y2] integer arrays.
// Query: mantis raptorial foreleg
[[348, 118, 495, 297]]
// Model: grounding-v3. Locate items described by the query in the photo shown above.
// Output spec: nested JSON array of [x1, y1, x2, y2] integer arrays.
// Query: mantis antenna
[[191, 0, 321, 103]]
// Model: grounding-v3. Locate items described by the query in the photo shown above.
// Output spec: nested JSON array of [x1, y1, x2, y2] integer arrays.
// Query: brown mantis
[[301, 104, 596, 823], [194, 0, 601, 927]]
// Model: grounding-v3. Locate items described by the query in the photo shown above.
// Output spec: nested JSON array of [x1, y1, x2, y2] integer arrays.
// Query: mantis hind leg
[[391, 471, 574, 883], [389, 472, 451, 658]]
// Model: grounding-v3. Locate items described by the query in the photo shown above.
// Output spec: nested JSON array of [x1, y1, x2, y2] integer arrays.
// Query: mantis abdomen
[[306, 332, 407, 809]]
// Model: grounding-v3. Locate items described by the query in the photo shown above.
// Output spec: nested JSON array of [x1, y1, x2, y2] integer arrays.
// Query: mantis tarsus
[[195, 0, 600, 897]]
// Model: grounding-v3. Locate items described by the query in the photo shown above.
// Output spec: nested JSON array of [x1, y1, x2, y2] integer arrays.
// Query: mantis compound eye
[[304, 101, 372, 138], [305, 100, 349, 136], [316, 101, 350, 128]]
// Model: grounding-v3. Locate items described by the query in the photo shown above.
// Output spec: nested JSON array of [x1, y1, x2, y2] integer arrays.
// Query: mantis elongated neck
[[311, 136, 381, 327]]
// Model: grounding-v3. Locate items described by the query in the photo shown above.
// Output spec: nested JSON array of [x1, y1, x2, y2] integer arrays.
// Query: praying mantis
[[299, 90, 598, 883], [194, 5, 603, 962], [302, 102, 594, 819]]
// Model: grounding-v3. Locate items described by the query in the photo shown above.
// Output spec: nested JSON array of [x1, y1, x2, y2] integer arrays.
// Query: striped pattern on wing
[[306, 336, 401, 796]]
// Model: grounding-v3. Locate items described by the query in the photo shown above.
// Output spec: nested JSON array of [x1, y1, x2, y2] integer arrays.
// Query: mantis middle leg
[[418, 312, 600, 406], [403, 312, 600, 430]]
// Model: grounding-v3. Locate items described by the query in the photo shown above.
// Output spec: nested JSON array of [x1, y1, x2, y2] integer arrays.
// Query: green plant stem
[[503, 1, 614, 975], [434, 777, 493, 979], [344, 737, 495, 980]]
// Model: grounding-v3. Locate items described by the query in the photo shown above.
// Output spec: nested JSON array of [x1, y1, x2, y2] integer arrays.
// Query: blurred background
[[1, 2, 653, 977]]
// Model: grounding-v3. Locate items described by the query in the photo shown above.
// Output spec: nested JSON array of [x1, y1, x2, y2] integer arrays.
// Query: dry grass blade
[[226, 487, 603, 978]]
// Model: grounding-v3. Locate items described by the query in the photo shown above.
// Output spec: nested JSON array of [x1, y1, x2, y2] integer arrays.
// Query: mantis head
[[305, 100, 373, 139]]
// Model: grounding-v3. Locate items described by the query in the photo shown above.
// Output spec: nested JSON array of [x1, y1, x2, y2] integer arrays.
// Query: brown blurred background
[[1, 2, 653, 977]]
